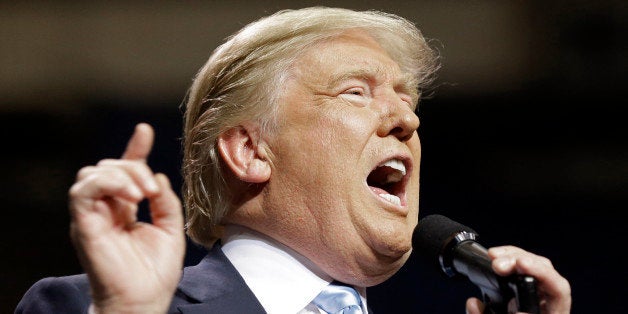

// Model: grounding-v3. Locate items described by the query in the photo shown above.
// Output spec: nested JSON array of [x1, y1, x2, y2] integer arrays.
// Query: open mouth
[[367, 158, 408, 207]]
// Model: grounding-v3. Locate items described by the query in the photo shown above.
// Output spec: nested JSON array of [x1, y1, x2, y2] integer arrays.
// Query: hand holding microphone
[[413, 214, 571, 314]]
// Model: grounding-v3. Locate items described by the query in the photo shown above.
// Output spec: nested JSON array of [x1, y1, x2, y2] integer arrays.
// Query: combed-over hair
[[182, 6, 439, 247]]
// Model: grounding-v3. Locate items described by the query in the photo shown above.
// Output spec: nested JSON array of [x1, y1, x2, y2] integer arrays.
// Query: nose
[[376, 94, 420, 142]]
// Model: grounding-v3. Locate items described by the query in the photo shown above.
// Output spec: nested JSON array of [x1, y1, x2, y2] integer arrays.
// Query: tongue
[[367, 166, 395, 184], [369, 186, 388, 195]]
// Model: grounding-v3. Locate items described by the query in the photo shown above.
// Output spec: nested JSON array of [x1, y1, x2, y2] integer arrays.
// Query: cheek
[[337, 109, 377, 139], [407, 136, 422, 200], [295, 109, 374, 158]]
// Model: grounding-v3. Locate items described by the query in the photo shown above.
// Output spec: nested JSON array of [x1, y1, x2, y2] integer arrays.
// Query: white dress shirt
[[221, 224, 369, 314]]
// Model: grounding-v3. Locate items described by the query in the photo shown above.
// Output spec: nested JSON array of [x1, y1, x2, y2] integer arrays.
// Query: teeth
[[379, 193, 401, 206], [382, 159, 406, 174], [380, 159, 406, 183]]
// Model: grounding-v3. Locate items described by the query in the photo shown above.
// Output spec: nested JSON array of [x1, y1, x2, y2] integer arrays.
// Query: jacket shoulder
[[15, 274, 91, 314]]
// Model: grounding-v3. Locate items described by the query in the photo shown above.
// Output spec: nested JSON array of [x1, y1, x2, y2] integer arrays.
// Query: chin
[[357, 231, 414, 285], [376, 237, 412, 258], [367, 224, 414, 258], [346, 249, 412, 287]]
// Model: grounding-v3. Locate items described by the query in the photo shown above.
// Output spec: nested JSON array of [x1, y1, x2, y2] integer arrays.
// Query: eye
[[343, 87, 364, 96], [338, 86, 370, 107]]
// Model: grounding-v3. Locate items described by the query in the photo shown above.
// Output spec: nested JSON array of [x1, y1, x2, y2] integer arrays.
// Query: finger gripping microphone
[[413, 214, 540, 314]]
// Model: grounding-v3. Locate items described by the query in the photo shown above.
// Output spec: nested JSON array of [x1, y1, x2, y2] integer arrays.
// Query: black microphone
[[413, 214, 540, 314]]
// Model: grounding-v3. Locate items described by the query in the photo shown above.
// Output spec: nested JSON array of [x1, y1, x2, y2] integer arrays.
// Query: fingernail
[[495, 257, 514, 271], [146, 179, 159, 193]]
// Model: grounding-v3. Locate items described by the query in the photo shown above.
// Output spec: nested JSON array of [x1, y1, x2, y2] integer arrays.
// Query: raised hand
[[465, 246, 572, 314], [68, 123, 185, 313]]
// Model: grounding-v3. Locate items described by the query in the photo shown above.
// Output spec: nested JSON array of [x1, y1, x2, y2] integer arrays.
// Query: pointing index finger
[[122, 123, 155, 161]]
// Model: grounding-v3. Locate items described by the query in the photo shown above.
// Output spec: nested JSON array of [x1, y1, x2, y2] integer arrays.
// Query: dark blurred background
[[1, 1, 626, 313]]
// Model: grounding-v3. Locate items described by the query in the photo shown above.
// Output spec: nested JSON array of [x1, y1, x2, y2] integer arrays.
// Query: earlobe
[[217, 126, 271, 183]]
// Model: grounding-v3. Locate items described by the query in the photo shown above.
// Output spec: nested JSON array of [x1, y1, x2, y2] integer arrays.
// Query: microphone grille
[[413, 214, 478, 261]]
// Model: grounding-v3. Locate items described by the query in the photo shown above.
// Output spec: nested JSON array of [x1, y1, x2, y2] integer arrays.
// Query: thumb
[[466, 297, 484, 314], [148, 173, 184, 235]]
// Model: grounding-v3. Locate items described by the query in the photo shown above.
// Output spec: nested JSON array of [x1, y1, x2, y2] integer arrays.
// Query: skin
[[69, 123, 185, 313], [466, 246, 572, 314], [67, 31, 571, 313], [225, 30, 422, 287]]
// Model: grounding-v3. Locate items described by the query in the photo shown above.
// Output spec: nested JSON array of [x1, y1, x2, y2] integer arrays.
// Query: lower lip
[[367, 185, 408, 215]]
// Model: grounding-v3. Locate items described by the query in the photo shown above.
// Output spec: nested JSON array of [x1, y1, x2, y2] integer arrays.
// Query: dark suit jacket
[[15, 244, 267, 314]]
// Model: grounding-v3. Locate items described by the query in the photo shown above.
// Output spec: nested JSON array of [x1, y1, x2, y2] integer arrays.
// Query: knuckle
[[96, 158, 118, 166], [75, 166, 95, 179]]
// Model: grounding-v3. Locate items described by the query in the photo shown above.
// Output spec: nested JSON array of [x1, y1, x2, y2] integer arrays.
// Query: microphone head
[[413, 214, 478, 274]]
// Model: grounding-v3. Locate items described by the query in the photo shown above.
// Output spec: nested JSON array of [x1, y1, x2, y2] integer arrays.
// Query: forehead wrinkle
[[326, 68, 375, 90], [326, 66, 419, 104], [326, 64, 404, 88]]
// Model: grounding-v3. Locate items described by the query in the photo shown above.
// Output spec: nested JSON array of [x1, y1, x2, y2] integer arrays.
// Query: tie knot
[[313, 282, 364, 314]]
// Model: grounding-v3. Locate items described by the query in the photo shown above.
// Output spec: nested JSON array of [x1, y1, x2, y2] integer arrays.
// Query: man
[[16, 7, 571, 313]]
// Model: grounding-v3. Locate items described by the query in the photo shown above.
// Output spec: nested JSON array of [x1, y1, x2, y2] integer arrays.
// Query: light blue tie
[[313, 282, 364, 314]]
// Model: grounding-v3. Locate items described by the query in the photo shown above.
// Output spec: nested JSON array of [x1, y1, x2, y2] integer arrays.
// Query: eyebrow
[[326, 69, 373, 89], [398, 72, 420, 103], [327, 68, 419, 103]]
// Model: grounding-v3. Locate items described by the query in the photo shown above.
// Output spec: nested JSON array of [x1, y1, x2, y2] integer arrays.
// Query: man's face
[[257, 30, 421, 286]]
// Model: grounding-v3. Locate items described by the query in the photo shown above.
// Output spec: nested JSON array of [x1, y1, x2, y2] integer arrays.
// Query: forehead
[[291, 30, 418, 95]]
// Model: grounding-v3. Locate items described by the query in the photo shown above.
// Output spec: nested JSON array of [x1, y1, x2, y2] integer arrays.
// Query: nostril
[[391, 126, 413, 141], [391, 126, 403, 134], [377, 107, 418, 140]]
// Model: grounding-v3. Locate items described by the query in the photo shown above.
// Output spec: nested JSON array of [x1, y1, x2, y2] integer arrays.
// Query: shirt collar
[[220, 224, 368, 314]]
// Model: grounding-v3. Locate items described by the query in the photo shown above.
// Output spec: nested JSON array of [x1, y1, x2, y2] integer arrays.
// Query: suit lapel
[[176, 243, 267, 314]]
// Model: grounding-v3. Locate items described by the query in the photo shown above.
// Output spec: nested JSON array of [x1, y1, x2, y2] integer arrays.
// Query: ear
[[217, 126, 271, 183]]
